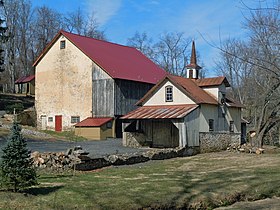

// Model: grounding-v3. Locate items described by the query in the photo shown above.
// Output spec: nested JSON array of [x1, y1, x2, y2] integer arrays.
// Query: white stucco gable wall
[[35, 35, 95, 130], [202, 83, 226, 101], [143, 80, 196, 106]]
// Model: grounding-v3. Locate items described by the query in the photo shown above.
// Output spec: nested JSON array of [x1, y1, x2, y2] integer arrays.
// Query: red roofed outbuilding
[[15, 74, 35, 95]]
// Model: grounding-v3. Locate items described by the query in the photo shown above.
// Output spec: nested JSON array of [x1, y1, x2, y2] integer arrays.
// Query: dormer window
[[60, 40, 66, 49], [165, 86, 173, 102]]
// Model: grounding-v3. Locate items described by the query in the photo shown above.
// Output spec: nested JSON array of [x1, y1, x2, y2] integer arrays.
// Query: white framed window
[[60, 40, 66, 49], [71, 116, 80, 123], [48, 117, 53, 122], [165, 86, 173, 102], [209, 119, 214, 131]]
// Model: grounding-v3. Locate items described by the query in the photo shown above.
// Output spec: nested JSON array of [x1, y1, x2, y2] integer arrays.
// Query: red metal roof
[[121, 104, 198, 119], [15, 75, 35, 84], [75, 117, 113, 127], [33, 30, 167, 84], [195, 77, 230, 87]]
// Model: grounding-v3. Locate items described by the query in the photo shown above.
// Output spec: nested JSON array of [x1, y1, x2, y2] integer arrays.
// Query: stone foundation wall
[[199, 132, 241, 153], [123, 132, 150, 148]]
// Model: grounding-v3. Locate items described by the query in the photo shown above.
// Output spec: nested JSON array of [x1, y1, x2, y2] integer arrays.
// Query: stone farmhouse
[[33, 30, 166, 139], [122, 42, 245, 151]]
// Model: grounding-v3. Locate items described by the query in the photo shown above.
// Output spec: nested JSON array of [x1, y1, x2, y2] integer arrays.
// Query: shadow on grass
[[24, 185, 63, 196]]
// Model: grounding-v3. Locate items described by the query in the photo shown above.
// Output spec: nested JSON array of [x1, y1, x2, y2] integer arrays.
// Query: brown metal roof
[[121, 104, 198, 119], [170, 76, 218, 105], [195, 77, 230, 87], [75, 117, 113, 127], [136, 75, 218, 106]]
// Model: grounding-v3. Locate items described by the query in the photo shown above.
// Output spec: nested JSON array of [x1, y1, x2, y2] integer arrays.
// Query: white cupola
[[186, 41, 201, 79]]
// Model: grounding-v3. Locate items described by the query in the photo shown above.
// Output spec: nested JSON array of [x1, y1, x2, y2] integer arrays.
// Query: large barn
[[33, 30, 166, 139]]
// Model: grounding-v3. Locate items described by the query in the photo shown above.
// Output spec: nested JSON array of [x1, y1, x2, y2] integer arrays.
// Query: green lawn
[[1, 151, 280, 209]]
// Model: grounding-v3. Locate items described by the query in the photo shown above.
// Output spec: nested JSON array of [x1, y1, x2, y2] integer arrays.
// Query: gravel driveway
[[0, 137, 150, 158]]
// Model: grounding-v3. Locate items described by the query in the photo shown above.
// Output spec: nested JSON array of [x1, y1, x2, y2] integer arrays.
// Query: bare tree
[[153, 32, 191, 76], [217, 1, 280, 146], [127, 31, 155, 60], [64, 8, 106, 40]]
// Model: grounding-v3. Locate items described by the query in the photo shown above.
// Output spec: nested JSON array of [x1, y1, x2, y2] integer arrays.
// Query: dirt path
[[215, 197, 280, 210]]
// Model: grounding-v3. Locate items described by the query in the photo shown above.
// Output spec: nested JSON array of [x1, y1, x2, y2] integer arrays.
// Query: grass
[[1, 151, 280, 209], [42, 130, 87, 142]]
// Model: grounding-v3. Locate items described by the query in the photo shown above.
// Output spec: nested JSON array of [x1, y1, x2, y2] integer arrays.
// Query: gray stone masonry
[[200, 132, 241, 153]]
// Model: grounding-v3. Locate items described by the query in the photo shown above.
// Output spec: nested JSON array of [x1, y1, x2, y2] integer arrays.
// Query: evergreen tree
[[0, 122, 37, 192]]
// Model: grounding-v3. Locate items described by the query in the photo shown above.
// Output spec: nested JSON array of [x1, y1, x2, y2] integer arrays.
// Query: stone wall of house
[[199, 132, 241, 153], [123, 132, 149, 148]]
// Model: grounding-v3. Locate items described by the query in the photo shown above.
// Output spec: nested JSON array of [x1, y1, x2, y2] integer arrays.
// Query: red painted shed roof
[[75, 117, 113, 127], [15, 75, 35, 84], [121, 104, 198, 119], [33, 30, 167, 84]]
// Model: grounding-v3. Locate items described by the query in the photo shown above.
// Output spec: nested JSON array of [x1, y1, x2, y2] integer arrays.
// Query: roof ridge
[[60, 30, 137, 51]]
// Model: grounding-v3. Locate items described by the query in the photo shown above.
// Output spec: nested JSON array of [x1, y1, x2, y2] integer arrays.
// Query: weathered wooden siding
[[184, 107, 200, 146], [92, 66, 114, 117], [114, 79, 153, 116]]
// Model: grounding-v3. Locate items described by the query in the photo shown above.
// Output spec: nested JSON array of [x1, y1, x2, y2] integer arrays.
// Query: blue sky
[[32, 0, 275, 76]]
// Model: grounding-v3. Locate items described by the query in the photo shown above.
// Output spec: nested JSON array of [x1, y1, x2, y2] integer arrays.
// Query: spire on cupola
[[186, 41, 201, 79]]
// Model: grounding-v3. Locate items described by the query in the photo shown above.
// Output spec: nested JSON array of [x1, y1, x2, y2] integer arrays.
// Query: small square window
[[48, 117, 53, 122], [106, 121, 112, 129], [60, 40, 66, 49], [209, 119, 214, 131], [165, 86, 173, 102], [229, 121, 234, 132], [71, 116, 80, 123]]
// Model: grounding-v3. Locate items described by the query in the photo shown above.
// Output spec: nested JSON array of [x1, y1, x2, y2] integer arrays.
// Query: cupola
[[186, 41, 201, 79]]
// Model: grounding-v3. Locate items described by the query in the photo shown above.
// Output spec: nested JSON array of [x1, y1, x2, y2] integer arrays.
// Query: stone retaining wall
[[32, 147, 200, 171], [199, 132, 241, 153]]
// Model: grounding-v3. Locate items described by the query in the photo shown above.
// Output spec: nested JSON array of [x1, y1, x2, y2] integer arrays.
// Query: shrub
[[0, 122, 38, 192]]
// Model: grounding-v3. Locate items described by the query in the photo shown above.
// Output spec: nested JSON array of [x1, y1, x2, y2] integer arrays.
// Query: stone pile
[[31, 146, 89, 170], [31, 146, 200, 171], [227, 143, 264, 154]]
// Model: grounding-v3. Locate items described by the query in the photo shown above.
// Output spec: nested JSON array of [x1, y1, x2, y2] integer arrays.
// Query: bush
[[5, 103, 24, 114]]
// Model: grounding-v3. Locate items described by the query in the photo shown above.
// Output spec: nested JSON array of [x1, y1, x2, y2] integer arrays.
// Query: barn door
[[152, 120, 179, 148], [41, 115, 47, 130], [55, 115, 62, 132]]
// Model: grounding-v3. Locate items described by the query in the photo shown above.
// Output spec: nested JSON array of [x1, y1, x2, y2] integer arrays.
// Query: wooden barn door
[[152, 120, 179, 148], [55, 115, 62, 132]]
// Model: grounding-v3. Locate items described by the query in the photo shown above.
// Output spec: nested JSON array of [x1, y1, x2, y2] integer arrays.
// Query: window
[[106, 121, 112, 129], [60, 40, 66, 49], [48, 117, 53, 122], [229, 121, 234, 132], [71, 116, 80, 123], [209, 119, 214, 131], [189, 69, 193, 79], [165, 86, 173, 102]]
